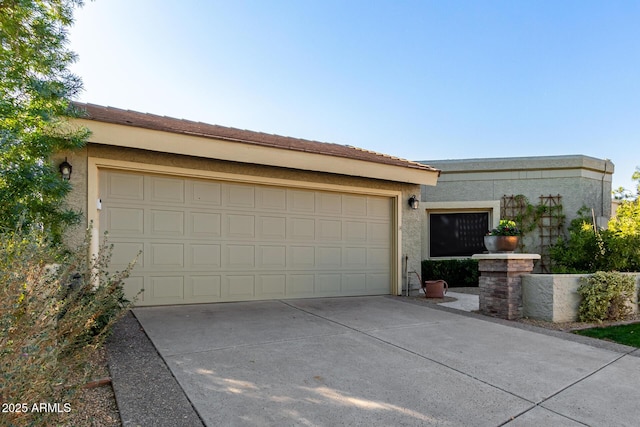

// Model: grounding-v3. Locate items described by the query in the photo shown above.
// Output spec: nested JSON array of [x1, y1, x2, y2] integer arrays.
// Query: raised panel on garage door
[[99, 169, 393, 305]]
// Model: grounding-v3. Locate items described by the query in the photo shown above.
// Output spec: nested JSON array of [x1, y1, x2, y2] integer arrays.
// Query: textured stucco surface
[[522, 274, 639, 323], [420, 156, 614, 228], [54, 148, 89, 249]]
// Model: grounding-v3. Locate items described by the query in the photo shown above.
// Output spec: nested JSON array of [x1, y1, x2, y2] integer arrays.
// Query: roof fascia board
[[77, 119, 439, 186]]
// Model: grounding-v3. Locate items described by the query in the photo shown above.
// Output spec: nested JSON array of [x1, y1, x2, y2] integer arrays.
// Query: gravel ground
[[60, 346, 121, 427]]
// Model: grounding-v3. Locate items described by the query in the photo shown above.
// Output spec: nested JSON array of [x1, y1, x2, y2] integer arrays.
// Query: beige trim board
[[87, 157, 404, 296], [78, 119, 438, 186], [424, 200, 501, 228]]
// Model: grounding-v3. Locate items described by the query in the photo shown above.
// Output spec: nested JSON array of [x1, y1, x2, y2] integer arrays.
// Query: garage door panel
[[345, 221, 367, 242], [288, 190, 315, 213], [150, 276, 184, 299], [317, 192, 342, 215], [344, 274, 367, 292], [225, 184, 255, 208], [257, 216, 286, 240], [288, 274, 315, 296], [345, 247, 367, 267], [100, 170, 393, 305], [110, 242, 144, 268], [316, 247, 342, 268], [256, 187, 286, 210], [189, 244, 221, 268], [225, 275, 255, 298], [368, 197, 391, 218], [190, 276, 222, 298], [317, 219, 341, 240], [104, 172, 144, 200], [368, 248, 390, 266], [106, 207, 144, 235], [257, 245, 287, 268], [368, 222, 391, 243], [225, 245, 255, 268], [150, 209, 184, 235], [289, 217, 315, 240], [290, 246, 315, 268], [344, 195, 367, 216], [226, 214, 255, 238], [257, 275, 286, 297], [367, 273, 390, 293], [190, 181, 222, 206], [124, 276, 145, 302], [189, 212, 221, 237], [150, 243, 184, 268], [149, 176, 184, 204], [316, 274, 341, 294]]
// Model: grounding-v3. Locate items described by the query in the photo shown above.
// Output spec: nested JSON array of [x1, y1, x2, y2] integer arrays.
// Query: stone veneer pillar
[[471, 254, 541, 320]]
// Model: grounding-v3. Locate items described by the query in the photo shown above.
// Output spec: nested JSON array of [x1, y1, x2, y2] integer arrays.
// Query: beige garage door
[[99, 169, 393, 306]]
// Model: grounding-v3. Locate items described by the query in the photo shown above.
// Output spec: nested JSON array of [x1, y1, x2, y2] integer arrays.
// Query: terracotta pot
[[424, 280, 448, 298], [483, 235, 519, 253]]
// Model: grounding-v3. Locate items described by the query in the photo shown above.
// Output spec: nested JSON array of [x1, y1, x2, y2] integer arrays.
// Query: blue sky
[[68, 0, 639, 193]]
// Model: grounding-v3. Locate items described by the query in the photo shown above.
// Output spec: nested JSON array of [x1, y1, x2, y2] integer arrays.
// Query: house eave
[[76, 118, 439, 186]]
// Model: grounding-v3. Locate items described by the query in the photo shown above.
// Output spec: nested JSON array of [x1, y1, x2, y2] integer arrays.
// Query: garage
[[100, 169, 393, 305], [61, 103, 439, 306]]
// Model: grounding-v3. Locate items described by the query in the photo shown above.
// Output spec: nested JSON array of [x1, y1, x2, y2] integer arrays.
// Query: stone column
[[471, 254, 541, 320]]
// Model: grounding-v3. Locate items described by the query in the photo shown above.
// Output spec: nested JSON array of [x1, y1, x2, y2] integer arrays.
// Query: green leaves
[[577, 272, 635, 322], [550, 206, 640, 273], [0, 0, 89, 243]]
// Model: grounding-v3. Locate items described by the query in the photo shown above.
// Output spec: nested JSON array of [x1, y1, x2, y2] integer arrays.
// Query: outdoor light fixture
[[59, 157, 72, 181], [408, 195, 419, 210]]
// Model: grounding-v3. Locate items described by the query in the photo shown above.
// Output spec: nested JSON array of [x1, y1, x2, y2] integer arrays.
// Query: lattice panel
[[501, 194, 564, 273], [537, 194, 563, 273]]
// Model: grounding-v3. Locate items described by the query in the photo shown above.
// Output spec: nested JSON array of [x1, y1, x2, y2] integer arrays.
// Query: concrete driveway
[[133, 296, 640, 426]]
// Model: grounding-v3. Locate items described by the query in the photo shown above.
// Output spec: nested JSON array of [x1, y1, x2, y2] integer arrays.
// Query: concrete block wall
[[522, 273, 640, 322]]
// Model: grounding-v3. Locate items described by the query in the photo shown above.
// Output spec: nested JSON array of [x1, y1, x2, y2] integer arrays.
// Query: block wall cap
[[472, 253, 542, 260]]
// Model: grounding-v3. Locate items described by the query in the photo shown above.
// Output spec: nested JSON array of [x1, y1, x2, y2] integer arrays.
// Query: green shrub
[[577, 271, 635, 322], [550, 207, 640, 273], [421, 259, 479, 287], [0, 227, 137, 426]]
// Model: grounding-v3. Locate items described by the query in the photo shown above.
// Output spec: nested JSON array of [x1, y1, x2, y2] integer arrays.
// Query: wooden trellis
[[501, 194, 564, 273]]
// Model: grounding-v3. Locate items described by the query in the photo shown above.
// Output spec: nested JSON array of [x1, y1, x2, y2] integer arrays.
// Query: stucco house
[[419, 156, 614, 272], [60, 104, 439, 306]]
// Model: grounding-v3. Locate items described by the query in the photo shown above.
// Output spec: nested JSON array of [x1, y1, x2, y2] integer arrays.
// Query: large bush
[[421, 258, 479, 287], [550, 206, 640, 273], [0, 228, 137, 426], [577, 271, 635, 322]]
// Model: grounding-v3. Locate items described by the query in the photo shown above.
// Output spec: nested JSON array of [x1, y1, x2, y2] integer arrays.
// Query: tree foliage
[[550, 204, 640, 273], [613, 166, 640, 201], [0, 0, 89, 243]]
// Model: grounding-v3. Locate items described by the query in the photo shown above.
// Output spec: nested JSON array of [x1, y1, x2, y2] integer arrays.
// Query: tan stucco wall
[[59, 144, 423, 295]]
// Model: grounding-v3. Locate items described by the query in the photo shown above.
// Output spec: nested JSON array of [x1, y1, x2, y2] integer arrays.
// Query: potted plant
[[484, 220, 521, 253]]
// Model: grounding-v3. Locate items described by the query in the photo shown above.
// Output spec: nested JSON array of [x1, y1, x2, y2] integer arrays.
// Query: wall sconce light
[[59, 157, 72, 181], [408, 195, 419, 210]]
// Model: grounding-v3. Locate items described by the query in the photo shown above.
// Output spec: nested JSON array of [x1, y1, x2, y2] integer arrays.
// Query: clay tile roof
[[74, 103, 438, 173]]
